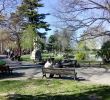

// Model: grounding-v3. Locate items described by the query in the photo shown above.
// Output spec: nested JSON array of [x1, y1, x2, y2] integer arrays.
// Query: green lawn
[[0, 79, 110, 100], [21, 53, 63, 62], [20, 55, 32, 62]]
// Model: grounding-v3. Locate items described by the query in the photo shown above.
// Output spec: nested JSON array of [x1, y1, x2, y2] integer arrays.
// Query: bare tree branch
[[55, 0, 110, 40]]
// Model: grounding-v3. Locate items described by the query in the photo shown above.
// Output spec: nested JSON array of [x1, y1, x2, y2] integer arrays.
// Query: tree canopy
[[97, 40, 110, 63], [17, 0, 50, 49], [0, 0, 50, 55]]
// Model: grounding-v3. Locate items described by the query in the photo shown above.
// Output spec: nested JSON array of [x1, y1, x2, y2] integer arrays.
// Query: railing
[[78, 60, 102, 67]]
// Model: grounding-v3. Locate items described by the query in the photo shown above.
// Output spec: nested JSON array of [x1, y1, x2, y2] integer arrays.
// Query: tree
[[47, 34, 58, 52], [0, 0, 23, 55], [8, 12, 23, 56], [97, 41, 110, 63], [80, 27, 110, 50], [0, 0, 18, 13], [47, 28, 74, 53], [0, 29, 10, 53], [52, 29, 74, 52], [0, 0, 18, 25], [0, 29, 16, 54], [59, 28, 73, 52], [17, 0, 50, 49], [55, 0, 110, 39], [74, 40, 89, 60], [21, 25, 35, 50]]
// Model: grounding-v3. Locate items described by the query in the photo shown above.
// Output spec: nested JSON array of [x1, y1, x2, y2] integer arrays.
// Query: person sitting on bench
[[44, 58, 54, 78], [44, 58, 52, 68], [53, 60, 63, 78], [54, 60, 63, 68]]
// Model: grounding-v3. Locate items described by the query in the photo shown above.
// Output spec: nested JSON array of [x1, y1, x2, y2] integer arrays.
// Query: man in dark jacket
[[35, 49, 42, 62]]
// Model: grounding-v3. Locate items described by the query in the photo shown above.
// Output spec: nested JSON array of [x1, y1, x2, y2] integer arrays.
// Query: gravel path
[[76, 67, 110, 85], [1, 55, 110, 85]]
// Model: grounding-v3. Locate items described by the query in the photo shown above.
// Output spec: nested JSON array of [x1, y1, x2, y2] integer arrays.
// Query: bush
[[97, 40, 110, 63], [0, 60, 6, 65], [75, 52, 86, 60], [21, 55, 32, 61], [54, 54, 64, 61], [42, 53, 54, 58], [63, 53, 74, 59]]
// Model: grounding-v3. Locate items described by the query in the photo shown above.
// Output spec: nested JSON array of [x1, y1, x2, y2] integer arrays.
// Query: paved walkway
[[1, 55, 110, 85], [0, 55, 43, 80], [76, 67, 110, 85]]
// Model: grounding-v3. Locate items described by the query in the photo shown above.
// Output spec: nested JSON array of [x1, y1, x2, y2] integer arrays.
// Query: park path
[[0, 55, 43, 80], [1, 55, 110, 85], [76, 67, 110, 85]]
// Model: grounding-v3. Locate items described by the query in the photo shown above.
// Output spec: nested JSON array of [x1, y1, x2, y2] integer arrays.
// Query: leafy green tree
[[74, 40, 89, 60], [57, 28, 73, 52], [21, 25, 35, 49], [17, 0, 50, 49], [47, 28, 74, 54], [75, 52, 86, 60], [47, 34, 59, 52], [97, 41, 110, 63]]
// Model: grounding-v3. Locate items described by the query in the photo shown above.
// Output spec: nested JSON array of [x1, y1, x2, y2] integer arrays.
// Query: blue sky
[[39, 0, 58, 37]]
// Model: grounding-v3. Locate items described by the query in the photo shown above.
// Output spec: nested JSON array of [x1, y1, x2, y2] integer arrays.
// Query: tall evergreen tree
[[18, 0, 50, 49]]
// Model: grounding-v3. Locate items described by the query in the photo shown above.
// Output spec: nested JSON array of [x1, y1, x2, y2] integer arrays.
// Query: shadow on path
[[44, 76, 86, 82], [0, 72, 25, 79]]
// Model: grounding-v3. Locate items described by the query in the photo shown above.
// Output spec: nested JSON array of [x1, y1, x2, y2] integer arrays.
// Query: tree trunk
[[16, 33, 22, 61]]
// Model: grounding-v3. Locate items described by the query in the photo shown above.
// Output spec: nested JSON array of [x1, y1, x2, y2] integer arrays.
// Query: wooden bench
[[0, 65, 13, 74], [42, 67, 77, 80]]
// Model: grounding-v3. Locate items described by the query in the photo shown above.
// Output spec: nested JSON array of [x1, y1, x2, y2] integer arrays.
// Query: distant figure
[[10, 49, 14, 60], [35, 49, 42, 62], [54, 60, 63, 78], [54, 60, 63, 68], [30, 49, 36, 62], [6, 48, 10, 58], [13, 49, 20, 61]]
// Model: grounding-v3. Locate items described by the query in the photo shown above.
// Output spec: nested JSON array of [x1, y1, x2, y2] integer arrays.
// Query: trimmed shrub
[[75, 52, 86, 60]]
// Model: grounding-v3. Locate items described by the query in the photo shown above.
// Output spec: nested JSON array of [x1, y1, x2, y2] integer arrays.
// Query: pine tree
[[18, 0, 50, 48]]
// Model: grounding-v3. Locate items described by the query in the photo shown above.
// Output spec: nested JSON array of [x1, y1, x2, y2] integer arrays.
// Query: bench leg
[[59, 74, 61, 78], [49, 74, 54, 78], [42, 73, 46, 79], [73, 76, 76, 80], [73, 73, 77, 80], [9, 70, 13, 74]]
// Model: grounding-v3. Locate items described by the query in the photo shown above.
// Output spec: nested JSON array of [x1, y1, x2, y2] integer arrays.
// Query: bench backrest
[[42, 68, 76, 75]]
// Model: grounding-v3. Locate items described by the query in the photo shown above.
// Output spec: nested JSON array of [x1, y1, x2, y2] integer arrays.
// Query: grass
[[20, 53, 55, 62], [0, 79, 110, 100], [21, 53, 64, 62], [20, 55, 32, 62]]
